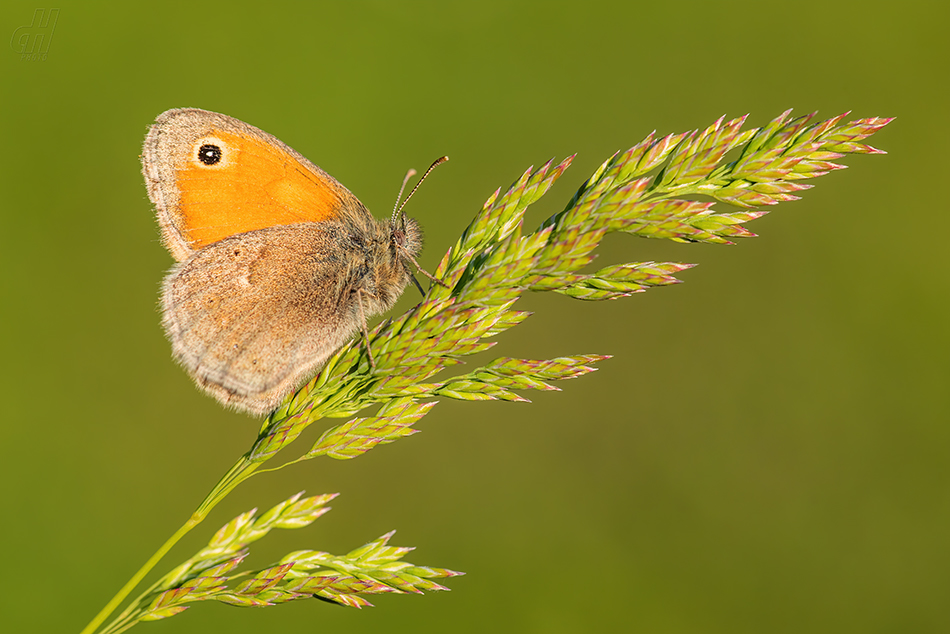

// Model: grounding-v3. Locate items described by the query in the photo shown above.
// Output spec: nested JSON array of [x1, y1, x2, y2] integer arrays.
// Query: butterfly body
[[143, 108, 422, 416]]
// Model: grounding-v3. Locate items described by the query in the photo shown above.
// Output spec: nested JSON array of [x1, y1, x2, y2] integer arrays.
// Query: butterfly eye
[[197, 144, 222, 166], [391, 227, 406, 246]]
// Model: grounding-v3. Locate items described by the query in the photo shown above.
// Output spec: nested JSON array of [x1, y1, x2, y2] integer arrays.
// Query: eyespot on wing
[[143, 108, 364, 261]]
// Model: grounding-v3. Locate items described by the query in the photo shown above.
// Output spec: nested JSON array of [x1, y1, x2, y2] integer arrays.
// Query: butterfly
[[142, 108, 443, 416]]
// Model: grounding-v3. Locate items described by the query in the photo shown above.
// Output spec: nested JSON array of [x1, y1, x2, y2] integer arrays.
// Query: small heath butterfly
[[142, 108, 441, 416]]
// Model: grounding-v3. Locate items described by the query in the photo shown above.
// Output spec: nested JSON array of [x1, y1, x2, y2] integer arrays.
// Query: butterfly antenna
[[391, 168, 418, 225], [393, 156, 449, 224]]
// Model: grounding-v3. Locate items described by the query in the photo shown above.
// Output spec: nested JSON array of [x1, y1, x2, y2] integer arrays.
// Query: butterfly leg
[[399, 249, 449, 289], [403, 264, 426, 296], [355, 288, 377, 369]]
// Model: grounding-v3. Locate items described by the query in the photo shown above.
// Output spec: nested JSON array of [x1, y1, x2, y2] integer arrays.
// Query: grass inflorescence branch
[[83, 110, 891, 634]]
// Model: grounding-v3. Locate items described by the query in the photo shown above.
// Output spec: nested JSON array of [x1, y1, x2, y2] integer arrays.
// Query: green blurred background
[[2, 1, 948, 632]]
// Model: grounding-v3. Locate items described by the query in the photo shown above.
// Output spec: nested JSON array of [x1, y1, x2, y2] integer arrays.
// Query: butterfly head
[[391, 213, 423, 264]]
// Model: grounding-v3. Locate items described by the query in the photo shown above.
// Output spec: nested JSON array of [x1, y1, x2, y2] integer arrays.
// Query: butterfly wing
[[142, 108, 363, 262], [161, 223, 363, 415]]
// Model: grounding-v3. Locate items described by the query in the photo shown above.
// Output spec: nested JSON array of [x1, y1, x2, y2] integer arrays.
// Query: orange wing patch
[[175, 129, 343, 250]]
